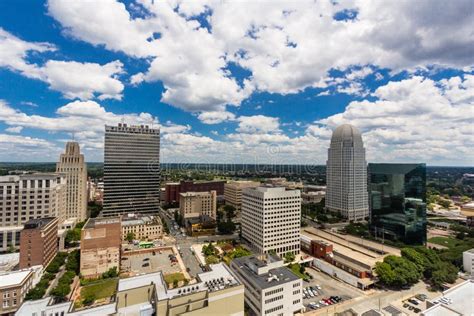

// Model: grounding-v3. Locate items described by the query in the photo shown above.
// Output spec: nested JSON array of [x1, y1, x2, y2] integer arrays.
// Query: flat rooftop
[[23, 217, 56, 229], [118, 263, 240, 301], [301, 228, 391, 269], [425, 279, 473, 315], [232, 256, 299, 290], [84, 217, 121, 229], [0, 270, 31, 288]]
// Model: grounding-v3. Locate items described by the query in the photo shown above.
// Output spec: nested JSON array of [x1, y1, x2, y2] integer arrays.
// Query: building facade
[[224, 181, 260, 212], [0, 174, 65, 252], [121, 214, 163, 241], [80, 217, 122, 278], [19, 217, 59, 269], [179, 191, 217, 224], [56, 141, 88, 221], [165, 180, 226, 204], [368, 163, 427, 245], [0, 270, 34, 315], [326, 124, 369, 221], [230, 255, 303, 316], [242, 187, 300, 256], [462, 248, 474, 276], [103, 123, 160, 216]]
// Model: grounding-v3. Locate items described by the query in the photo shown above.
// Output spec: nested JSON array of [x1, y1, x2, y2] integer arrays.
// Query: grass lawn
[[81, 278, 118, 300], [163, 272, 186, 284], [288, 264, 308, 280], [428, 237, 461, 248]]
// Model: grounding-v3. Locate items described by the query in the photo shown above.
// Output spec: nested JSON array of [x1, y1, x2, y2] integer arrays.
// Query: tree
[[202, 242, 216, 256], [375, 262, 396, 285], [126, 232, 135, 243], [401, 248, 427, 273], [284, 252, 295, 263], [218, 219, 236, 234], [205, 255, 220, 264], [223, 205, 236, 219]]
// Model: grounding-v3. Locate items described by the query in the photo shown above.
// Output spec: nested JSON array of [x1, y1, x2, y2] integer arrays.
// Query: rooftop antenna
[[71, 131, 75, 141]]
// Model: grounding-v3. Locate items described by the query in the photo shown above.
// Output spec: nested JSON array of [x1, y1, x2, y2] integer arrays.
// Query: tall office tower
[[0, 174, 66, 252], [242, 186, 301, 257], [103, 123, 160, 216], [56, 141, 88, 221], [368, 163, 427, 245], [326, 124, 369, 221]]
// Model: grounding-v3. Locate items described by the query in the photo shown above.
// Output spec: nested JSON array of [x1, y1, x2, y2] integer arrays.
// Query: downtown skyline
[[0, 0, 473, 166]]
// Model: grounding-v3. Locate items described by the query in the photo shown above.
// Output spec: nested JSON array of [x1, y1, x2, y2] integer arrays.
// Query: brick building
[[80, 217, 122, 278], [19, 217, 59, 269], [165, 180, 225, 204]]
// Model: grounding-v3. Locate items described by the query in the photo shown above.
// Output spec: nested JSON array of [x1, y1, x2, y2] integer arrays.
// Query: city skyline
[[0, 1, 473, 166]]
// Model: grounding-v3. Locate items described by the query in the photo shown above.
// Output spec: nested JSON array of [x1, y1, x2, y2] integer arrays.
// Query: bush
[[82, 292, 96, 306], [102, 267, 118, 279]]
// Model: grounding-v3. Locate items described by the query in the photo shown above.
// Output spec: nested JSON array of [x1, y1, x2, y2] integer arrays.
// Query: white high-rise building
[[0, 174, 66, 251], [242, 186, 300, 257], [326, 124, 369, 221], [56, 141, 88, 221]]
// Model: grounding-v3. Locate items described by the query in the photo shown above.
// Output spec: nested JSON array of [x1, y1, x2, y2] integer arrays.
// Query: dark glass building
[[368, 163, 426, 245], [103, 123, 160, 216]]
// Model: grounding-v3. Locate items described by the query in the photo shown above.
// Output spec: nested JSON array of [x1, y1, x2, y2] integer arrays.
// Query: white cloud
[[319, 75, 474, 164], [236, 115, 280, 134], [197, 111, 236, 124], [41, 60, 124, 100], [0, 28, 124, 100], [47, 0, 473, 112], [0, 134, 60, 161], [5, 126, 23, 133], [0, 28, 55, 77]]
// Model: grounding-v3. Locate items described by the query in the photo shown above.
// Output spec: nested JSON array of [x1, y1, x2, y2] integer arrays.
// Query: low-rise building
[[80, 217, 121, 279], [121, 214, 163, 241], [301, 191, 325, 204], [224, 181, 260, 212], [186, 215, 217, 237], [462, 248, 474, 276], [230, 255, 303, 316], [165, 180, 226, 204], [179, 191, 217, 224], [0, 270, 34, 315], [19, 217, 59, 269], [301, 228, 400, 290], [423, 279, 473, 315], [17, 262, 243, 316]]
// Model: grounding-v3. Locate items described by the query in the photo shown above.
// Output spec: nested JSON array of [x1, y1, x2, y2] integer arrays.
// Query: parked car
[[142, 262, 150, 267], [414, 308, 421, 313], [409, 299, 419, 305], [403, 303, 409, 308]]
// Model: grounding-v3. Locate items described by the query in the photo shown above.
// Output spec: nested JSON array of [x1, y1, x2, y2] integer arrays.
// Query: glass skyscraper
[[368, 163, 426, 245], [103, 123, 160, 217]]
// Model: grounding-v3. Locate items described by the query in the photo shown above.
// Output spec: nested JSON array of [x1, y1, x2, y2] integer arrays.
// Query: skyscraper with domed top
[[326, 124, 369, 221]]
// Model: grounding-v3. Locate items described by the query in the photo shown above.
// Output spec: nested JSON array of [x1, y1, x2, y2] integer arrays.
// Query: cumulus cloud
[[5, 126, 23, 133], [0, 28, 124, 100], [197, 111, 236, 124], [236, 115, 280, 134], [319, 75, 474, 164], [46, 0, 474, 112]]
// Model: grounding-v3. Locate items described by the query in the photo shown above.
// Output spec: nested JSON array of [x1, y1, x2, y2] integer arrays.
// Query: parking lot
[[400, 294, 428, 314], [122, 247, 183, 275], [303, 267, 364, 311]]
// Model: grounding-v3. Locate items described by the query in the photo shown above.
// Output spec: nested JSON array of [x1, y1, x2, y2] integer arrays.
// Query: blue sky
[[0, 0, 473, 165]]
